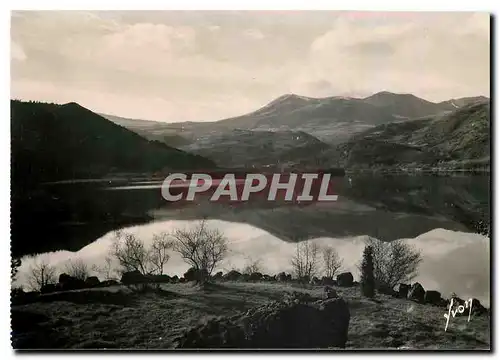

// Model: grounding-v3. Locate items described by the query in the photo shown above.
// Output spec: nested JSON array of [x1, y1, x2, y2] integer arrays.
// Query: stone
[[394, 283, 410, 298], [249, 272, 263, 281], [224, 270, 243, 281], [323, 286, 338, 299], [84, 276, 100, 288], [321, 276, 335, 286], [174, 294, 350, 349], [336, 272, 354, 287], [120, 270, 147, 285], [40, 283, 56, 294], [184, 267, 208, 282], [424, 290, 442, 305], [407, 282, 425, 303], [57, 273, 85, 291]]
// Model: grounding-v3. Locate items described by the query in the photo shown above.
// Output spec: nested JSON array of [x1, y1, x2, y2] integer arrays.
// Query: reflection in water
[[16, 220, 490, 306]]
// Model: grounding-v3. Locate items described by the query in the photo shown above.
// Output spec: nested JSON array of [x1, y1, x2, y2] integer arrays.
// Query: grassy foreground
[[11, 281, 490, 350]]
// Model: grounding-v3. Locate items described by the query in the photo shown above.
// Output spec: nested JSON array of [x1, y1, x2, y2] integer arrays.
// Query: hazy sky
[[11, 11, 490, 122]]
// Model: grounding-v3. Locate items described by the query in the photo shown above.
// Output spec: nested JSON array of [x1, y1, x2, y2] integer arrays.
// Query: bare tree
[[322, 246, 343, 278], [92, 256, 119, 281], [366, 237, 423, 289], [171, 220, 228, 282], [242, 257, 262, 275], [149, 232, 172, 275], [63, 258, 89, 280], [27, 259, 57, 291], [110, 231, 154, 275], [291, 241, 319, 281]]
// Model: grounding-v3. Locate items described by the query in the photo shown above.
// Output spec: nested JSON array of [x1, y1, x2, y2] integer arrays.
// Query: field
[[11, 281, 490, 350]]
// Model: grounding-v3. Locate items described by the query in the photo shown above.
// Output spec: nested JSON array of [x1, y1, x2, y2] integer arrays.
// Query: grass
[[11, 281, 490, 350]]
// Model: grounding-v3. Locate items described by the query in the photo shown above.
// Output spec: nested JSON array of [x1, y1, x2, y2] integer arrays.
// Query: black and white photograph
[[9, 8, 491, 351]]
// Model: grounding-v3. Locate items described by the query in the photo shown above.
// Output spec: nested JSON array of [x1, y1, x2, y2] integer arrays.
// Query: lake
[[13, 174, 491, 305]]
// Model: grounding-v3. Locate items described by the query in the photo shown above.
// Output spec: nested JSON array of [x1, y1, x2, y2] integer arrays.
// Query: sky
[[11, 11, 490, 122]]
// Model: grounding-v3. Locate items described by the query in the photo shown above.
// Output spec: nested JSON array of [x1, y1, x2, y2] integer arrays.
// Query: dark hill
[[11, 100, 215, 185]]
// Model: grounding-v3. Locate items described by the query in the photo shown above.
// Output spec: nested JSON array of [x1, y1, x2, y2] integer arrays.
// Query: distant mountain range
[[102, 91, 489, 170], [103, 91, 488, 146]]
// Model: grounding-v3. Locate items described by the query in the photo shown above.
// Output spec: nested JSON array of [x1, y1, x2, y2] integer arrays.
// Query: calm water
[[15, 174, 491, 305]]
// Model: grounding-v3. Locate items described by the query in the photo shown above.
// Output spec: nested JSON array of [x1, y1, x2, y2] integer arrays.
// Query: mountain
[[11, 100, 214, 186], [108, 92, 488, 146], [101, 113, 193, 147], [179, 129, 331, 168], [339, 100, 490, 169]]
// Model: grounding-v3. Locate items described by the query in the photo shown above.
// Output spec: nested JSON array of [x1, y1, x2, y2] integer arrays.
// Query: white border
[[2, 1, 497, 359]]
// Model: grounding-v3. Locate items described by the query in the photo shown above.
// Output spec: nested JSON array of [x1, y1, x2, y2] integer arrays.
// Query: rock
[[40, 284, 56, 294], [471, 298, 488, 316], [394, 283, 410, 298], [249, 272, 263, 281], [224, 270, 242, 281], [147, 274, 171, 283], [321, 276, 335, 286], [407, 282, 425, 303], [323, 286, 338, 299], [98, 279, 119, 287], [184, 267, 209, 282], [424, 290, 442, 305], [378, 284, 396, 296], [120, 270, 147, 285], [58, 273, 85, 291], [84, 276, 100, 288], [336, 272, 354, 287], [212, 271, 224, 280], [276, 272, 288, 282], [175, 295, 350, 349], [310, 277, 321, 286]]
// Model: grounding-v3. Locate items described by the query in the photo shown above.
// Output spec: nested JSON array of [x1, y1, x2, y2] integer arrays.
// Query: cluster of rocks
[[39, 274, 118, 294], [174, 289, 350, 349], [390, 282, 488, 316]]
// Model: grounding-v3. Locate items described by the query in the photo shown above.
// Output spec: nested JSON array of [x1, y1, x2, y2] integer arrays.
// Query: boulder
[[471, 298, 488, 316], [277, 272, 289, 282], [323, 286, 338, 299], [321, 276, 335, 286], [40, 284, 56, 294], [407, 282, 425, 303], [310, 277, 321, 286], [98, 279, 119, 287], [378, 284, 396, 296], [184, 267, 208, 282], [249, 272, 263, 281], [212, 271, 224, 280], [394, 283, 410, 299], [224, 270, 243, 281], [121, 270, 147, 285], [147, 274, 171, 283], [424, 290, 442, 305], [84, 276, 100, 288], [174, 294, 350, 349], [58, 273, 85, 291], [336, 272, 354, 287], [298, 276, 310, 284]]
